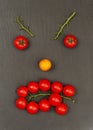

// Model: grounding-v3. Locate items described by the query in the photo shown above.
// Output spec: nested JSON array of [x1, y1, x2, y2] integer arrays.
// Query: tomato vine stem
[[60, 94, 75, 103], [53, 11, 76, 40], [27, 93, 75, 103], [16, 17, 35, 38]]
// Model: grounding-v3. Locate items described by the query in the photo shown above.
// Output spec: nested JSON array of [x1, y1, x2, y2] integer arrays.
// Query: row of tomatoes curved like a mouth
[[16, 79, 75, 115]]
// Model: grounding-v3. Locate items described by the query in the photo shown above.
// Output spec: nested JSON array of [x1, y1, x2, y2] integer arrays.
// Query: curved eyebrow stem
[[53, 11, 76, 40], [16, 16, 35, 38]]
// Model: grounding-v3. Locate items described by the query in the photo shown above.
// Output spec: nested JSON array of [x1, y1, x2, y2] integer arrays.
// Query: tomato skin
[[28, 82, 39, 94], [17, 86, 28, 97], [16, 97, 26, 110], [63, 85, 75, 97], [39, 99, 51, 112], [63, 35, 77, 48], [14, 36, 29, 50], [26, 102, 39, 114], [39, 59, 52, 72], [55, 103, 68, 115], [51, 81, 63, 93], [39, 79, 51, 92], [49, 93, 62, 106]]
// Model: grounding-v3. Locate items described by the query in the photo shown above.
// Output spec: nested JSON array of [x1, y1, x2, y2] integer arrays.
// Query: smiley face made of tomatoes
[[14, 13, 77, 116]]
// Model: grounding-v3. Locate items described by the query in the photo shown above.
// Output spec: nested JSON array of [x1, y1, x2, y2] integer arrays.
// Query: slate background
[[0, 0, 93, 130]]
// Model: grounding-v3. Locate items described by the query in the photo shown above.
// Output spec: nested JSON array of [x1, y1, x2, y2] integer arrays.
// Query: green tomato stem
[[53, 11, 76, 40], [16, 17, 35, 38], [27, 92, 75, 103], [60, 94, 75, 103]]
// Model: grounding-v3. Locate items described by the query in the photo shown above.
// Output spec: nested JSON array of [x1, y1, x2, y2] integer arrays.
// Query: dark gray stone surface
[[0, 0, 93, 130]]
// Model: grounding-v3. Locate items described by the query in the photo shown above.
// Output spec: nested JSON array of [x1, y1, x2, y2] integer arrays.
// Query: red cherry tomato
[[55, 103, 68, 115], [63, 85, 75, 97], [39, 79, 51, 92], [63, 35, 77, 48], [16, 97, 26, 110], [51, 81, 63, 93], [17, 86, 28, 97], [49, 93, 62, 106], [26, 102, 39, 114], [39, 99, 51, 112], [28, 82, 39, 94], [14, 36, 29, 50]]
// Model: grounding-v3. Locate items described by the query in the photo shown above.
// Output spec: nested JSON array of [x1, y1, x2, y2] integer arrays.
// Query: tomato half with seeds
[[14, 36, 29, 50], [63, 35, 77, 48]]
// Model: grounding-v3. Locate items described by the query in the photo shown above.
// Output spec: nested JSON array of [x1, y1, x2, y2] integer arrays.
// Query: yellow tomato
[[39, 59, 52, 72]]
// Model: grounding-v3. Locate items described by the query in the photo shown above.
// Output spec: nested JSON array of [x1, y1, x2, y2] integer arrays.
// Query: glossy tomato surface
[[14, 36, 29, 50], [55, 103, 68, 115], [63, 85, 75, 97], [16, 97, 27, 110], [28, 82, 39, 94], [51, 81, 63, 93], [17, 86, 28, 97], [39, 79, 51, 92], [26, 102, 39, 114], [39, 99, 51, 112], [49, 93, 62, 106], [63, 35, 77, 48]]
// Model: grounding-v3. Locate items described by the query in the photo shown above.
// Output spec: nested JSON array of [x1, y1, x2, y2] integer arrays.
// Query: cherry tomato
[[49, 93, 62, 106], [39, 58, 52, 72], [63, 35, 77, 48], [39, 99, 51, 112], [26, 102, 39, 114], [63, 85, 75, 97], [17, 86, 28, 97], [55, 103, 68, 115], [14, 36, 29, 50], [39, 79, 51, 92], [16, 97, 26, 110], [51, 81, 63, 93], [28, 82, 39, 94]]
